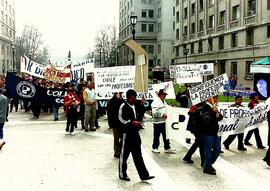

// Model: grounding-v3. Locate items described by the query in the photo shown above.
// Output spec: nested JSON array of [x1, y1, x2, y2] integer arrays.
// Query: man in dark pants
[[223, 96, 247, 151], [263, 111, 270, 166], [201, 96, 223, 175], [244, 93, 265, 149], [10, 98, 19, 112], [107, 92, 124, 158], [183, 103, 205, 165], [118, 89, 154, 181]]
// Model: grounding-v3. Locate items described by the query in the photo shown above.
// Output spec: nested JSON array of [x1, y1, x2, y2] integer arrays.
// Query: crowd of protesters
[[1, 73, 270, 181]]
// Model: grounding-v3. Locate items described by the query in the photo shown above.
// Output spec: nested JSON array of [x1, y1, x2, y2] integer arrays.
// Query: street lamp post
[[183, 47, 189, 65], [130, 13, 137, 65], [11, 45, 15, 72]]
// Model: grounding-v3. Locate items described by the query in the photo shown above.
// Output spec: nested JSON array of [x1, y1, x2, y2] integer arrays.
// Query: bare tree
[[87, 24, 119, 67], [15, 25, 49, 65]]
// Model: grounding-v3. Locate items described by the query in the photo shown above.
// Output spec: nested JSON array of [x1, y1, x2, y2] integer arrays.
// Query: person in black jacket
[[263, 111, 270, 166], [223, 96, 247, 151], [183, 102, 205, 165], [118, 89, 154, 181], [107, 92, 124, 158], [201, 96, 223, 175]]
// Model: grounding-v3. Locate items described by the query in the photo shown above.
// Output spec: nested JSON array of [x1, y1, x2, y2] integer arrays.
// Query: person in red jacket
[[64, 88, 80, 135]]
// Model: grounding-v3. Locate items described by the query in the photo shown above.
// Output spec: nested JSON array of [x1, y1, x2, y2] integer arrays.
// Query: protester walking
[[83, 82, 96, 132], [223, 96, 247, 151], [151, 89, 176, 154], [118, 89, 154, 181], [0, 88, 8, 150], [183, 103, 205, 165], [244, 93, 265, 149], [64, 88, 80, 135], [10, 98, 19, 112], [78, 84, 87, 130], [201, 96, 223, 175], [107, 92, 124, 158]]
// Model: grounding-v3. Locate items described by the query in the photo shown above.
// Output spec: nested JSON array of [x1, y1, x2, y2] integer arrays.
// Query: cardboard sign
[[71, 60, 94, 81], [94, 66, 136, 94], [189, 73, 229, 105], [20, 56, 46, 79]]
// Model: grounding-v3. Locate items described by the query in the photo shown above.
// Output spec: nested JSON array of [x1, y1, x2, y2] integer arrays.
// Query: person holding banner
[[223, 96, 247, 151], [0, 88, 8, 150], [244, 93, 265, 149], [151, 89, 176, 154], [64, 88, 80, 135], [83, 82, 96, 132], [201, 96, 223, 175], [118, 89, 154, 181]]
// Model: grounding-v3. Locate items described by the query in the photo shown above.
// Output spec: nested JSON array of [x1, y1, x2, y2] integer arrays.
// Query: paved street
[[1, 110, 270, 191]]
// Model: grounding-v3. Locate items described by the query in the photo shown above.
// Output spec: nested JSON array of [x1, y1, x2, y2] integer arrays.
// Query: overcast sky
[[16, 0, 119, 60]]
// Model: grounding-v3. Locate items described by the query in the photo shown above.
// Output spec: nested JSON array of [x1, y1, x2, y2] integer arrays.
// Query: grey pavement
[[1, 110, 270, 191]]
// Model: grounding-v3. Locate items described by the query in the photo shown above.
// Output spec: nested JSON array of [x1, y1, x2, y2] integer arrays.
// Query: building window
[[158, 44, 161, 54], [176, 29, 179, 40], [149, 59, 154, 67], [148, 45, 154, 54], [184, 25, 188, 35], [184, 7, 188, 19], [149, 10, 154, 18], [173, 21, 175, 30], [190, 43, 194, 54], [176, 46, 179, 57], [219, 36, 224, 49], [267, 25, 270, 38], [209, 0, 215, 7], [191, 23, 195, 34], [231, 62, 238, 75], [231, 33, 238, 47], [142, 10, 147, 18], [158, 22, 161, 32], [176, 0, 179, 6], [245, 61, 253, 79], [199, 0, 204, 11], [209, 15, 215, 28], [232, 5, 240, 21], [208, 38, 213, 51], [268, 0, 270, 10], [191, 3, 195, 15], [173, 7, 175, 16], [149, 24, 154, 32], [176, 11, 179, 22], [157, 8, 161, 18], [142, 45, 147, 51], [219, 11, 226, 25], [247, 0, 256, 16], [246, 29, 254, 45], [199, 19, 204, 31], [142, 24, 147, 32], [198, 41, 203, 53]]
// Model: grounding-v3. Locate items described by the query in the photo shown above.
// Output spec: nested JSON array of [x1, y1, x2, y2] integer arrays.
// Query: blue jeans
[[52, 105, 60, 120], [0, 123, 4, 140], [202, 135, 221, 170]]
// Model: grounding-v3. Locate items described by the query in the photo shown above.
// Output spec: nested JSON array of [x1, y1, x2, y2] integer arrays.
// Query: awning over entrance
[[250, 57, 270, 73]]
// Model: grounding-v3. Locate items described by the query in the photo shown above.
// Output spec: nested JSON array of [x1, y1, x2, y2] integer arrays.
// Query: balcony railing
[[207, 28, 214, 35], [217, 25, 225, 32], [183, 36, 188, 41], [189, 34, 195, 39], [198, 31, 205, 37], [244, 15, 256, 24], [230, 20, 239, 28]]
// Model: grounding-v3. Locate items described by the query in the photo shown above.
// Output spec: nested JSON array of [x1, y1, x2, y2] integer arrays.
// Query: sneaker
[[165, 148, 176, 154], [65, 131, 69, 135], [70, 132, 75, 135], [151, 148, 160, 153]]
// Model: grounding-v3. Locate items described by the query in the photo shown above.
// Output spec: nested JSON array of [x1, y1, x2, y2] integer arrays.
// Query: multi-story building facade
[[0, 0, 15, 74], [174, 0, 270, 88], [118, 0, 175, 78]]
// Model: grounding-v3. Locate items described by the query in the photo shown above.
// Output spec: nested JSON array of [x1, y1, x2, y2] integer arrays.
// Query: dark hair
[[235, 96, 242, 101], [126, 89, 137, 98]]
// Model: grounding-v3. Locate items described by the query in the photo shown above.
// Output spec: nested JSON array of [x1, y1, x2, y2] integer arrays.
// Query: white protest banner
[[94, 66, 136, 94], [20, 55, 45, 79], [189, 73, 230, 105], [71, 60, 94, 81], [95, 81, 175, 100], [170, 63, 214, 84], [218, 102, 270, 136]]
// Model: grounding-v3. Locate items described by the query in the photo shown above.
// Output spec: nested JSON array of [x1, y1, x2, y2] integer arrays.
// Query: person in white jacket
[[151, 89, 176, 154]]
